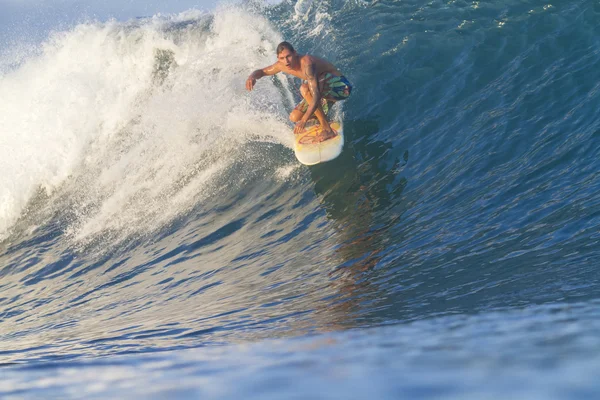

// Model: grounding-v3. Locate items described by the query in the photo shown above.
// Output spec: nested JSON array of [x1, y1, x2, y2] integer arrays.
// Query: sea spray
[[0, 8, 296, 244]]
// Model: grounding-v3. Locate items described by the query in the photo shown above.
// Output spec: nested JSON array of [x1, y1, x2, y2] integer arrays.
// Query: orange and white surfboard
[[293, 121, 344, 165]]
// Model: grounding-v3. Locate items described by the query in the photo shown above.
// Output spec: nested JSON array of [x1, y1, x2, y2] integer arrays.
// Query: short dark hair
[[276, 41, 295, 55]]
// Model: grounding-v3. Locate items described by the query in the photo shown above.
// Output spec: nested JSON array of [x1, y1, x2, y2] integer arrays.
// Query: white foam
[[0, 7, 294, 243], [294, 0, 314, 17]]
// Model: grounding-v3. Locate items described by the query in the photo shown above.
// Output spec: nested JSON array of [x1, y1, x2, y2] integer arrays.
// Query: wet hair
[[276, 41, 295, 55]]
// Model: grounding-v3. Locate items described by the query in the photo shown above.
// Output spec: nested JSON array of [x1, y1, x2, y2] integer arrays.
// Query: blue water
[[2, 0, 600, 398]]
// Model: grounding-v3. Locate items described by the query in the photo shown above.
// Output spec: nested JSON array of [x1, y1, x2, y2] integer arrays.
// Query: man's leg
[[290, 102, 325, 123], [289, 109, 302, 123], [299, 83, 331, 131]]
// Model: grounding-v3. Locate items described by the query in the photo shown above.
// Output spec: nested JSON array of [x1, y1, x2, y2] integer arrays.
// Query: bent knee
[[289, 110, 303, 122]]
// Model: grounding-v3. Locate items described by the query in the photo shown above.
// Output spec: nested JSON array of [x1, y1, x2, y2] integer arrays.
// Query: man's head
[[276, 41, 298, 68]]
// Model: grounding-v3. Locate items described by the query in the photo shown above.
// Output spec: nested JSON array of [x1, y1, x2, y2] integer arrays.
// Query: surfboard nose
[[294, 122, 344, 165]]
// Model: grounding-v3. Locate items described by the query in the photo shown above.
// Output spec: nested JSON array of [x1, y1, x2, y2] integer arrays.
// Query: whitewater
[[2, 0, 600, 398]]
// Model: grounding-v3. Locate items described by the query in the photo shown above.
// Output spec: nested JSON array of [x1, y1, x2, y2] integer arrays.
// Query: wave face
[[2, 0, 600, 397]]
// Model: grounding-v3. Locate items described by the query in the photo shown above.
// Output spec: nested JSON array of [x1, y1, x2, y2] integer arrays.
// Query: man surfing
[[245, 41, 352, 141]]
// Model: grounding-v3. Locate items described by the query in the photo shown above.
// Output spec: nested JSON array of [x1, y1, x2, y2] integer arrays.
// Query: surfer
[[245, 41, 352, 140]]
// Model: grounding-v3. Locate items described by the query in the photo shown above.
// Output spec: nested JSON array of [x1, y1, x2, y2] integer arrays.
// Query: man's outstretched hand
[[246, 76, 256, 91]]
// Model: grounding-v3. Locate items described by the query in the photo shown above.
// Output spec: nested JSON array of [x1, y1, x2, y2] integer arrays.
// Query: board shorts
[[294, 73, 353, 115]]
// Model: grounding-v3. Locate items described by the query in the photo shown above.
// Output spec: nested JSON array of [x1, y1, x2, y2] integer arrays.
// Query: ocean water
[[2, 0, 600, 398]]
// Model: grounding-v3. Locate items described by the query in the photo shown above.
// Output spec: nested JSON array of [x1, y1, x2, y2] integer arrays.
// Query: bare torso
[[279, 54, 342, 80]]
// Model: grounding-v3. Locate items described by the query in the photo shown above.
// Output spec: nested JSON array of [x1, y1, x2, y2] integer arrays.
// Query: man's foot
[[317, 128, 337, 142]]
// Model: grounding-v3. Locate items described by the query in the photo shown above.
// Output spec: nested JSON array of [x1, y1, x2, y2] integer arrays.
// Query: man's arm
[[246, 63, 281, 91], [301, 59, 321, 122]]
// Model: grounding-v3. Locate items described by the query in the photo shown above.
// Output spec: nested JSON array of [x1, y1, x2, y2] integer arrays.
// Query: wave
[[0, 7, 298, 245], [3, 3, 600, 394]]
